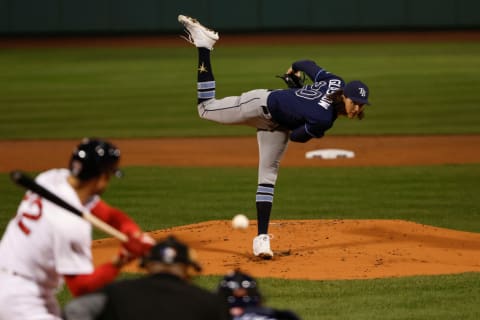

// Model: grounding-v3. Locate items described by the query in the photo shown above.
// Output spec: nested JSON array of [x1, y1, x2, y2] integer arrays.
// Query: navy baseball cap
[[343, 80, 370, 105], [143, 235, 202, 272]]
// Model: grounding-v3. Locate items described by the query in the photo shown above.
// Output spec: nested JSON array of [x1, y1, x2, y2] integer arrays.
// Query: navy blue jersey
[[266, 60, 345, 142]]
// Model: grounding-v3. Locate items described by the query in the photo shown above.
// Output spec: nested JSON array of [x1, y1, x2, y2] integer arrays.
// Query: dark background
[[1, 0, 479, 35]]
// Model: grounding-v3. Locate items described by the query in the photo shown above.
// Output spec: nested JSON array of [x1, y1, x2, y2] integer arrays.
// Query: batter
[[0, 138, 153, 319]]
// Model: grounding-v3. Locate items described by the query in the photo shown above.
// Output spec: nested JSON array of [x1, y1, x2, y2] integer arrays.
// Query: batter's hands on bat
[[112, 247, 136, 268], [122, 231, 155, 258]]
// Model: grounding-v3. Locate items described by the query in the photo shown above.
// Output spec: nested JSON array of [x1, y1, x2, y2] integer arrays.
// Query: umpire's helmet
[[217, 270, 262, 309], [69, 138, 122, 181], [141, 235, 202, 272]]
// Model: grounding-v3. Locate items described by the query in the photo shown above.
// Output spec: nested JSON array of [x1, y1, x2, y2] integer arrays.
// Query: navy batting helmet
[[69, 138, 122, 181], [217, 270, 262, 309]]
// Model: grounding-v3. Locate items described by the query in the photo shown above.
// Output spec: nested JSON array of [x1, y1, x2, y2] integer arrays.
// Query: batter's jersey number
[[16, 194, 43, 235]]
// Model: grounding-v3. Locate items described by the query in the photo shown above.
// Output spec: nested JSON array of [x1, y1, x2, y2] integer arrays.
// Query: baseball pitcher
[[178, 15, 371, 259]]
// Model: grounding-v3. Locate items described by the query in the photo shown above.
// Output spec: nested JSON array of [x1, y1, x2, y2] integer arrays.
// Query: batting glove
[[112, 247, 136, 268], [122, 231, 155, 257]]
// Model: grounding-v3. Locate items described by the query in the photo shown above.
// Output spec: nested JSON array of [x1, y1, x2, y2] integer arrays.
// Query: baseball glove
[[276, 72, 304, 88]]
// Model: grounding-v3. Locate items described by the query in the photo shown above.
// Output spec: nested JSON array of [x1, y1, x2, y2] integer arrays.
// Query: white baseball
[[232, 214, 249, 230]]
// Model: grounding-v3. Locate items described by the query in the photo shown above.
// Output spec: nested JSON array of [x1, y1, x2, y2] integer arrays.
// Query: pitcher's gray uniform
[[179, 15, 370, 259]]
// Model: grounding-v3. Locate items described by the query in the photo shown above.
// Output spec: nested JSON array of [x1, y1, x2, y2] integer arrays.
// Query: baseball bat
[[10, 170, 128, 242]]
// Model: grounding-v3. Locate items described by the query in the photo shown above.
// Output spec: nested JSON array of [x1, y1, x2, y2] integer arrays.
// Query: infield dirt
[[1, 136, 480, 280], [92, 219, 480, 280]]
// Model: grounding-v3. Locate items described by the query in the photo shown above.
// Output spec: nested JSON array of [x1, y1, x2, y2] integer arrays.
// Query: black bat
[[10, 170, 127, 242]]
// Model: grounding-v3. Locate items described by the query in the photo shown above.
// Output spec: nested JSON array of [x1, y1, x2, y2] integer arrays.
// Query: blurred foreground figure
[[217, 269, 302, 319], [64, 235, 230, 320]]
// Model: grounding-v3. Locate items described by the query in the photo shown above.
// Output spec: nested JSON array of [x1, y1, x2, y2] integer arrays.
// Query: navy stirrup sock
[[256, 184, 274, 235], [197, 48, 215, 104]]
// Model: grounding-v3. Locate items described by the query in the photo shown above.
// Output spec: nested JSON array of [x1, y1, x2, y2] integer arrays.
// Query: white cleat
[[178, 14, 219, 50], [253, 234, 274, 259]]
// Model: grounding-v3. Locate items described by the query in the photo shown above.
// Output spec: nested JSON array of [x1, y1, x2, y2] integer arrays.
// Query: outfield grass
[[1, 42, 480, 139], [1, 40, 479, 319], [2, 165, 479, 236]]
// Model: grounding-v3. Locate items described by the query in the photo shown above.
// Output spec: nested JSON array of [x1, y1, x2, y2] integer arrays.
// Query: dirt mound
[[92, 219, 480, 280]]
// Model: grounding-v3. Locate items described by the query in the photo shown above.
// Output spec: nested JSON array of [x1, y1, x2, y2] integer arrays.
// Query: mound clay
[[92, 219, 480, 280], [1, 136, 480, 280]]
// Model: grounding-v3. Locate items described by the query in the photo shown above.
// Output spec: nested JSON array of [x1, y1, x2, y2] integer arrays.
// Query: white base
[[305, 149, 355, 160]]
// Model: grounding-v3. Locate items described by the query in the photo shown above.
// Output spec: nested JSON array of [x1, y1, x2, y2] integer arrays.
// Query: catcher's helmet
[[217, 270, 262, 309], [69, 138, 122, 181]]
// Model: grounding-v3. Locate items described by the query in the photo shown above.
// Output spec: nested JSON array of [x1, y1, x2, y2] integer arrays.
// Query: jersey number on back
[[16, 193, 43, 235], [295, 79, 342, 110], [295, 81, 327, 100]]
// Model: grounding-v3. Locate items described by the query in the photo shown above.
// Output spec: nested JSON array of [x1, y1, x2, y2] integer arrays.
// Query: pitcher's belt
[[261, 105, 271, 116]]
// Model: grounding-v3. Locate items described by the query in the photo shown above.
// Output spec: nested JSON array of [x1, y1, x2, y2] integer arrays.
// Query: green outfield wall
[[0, 0, 479, 34]]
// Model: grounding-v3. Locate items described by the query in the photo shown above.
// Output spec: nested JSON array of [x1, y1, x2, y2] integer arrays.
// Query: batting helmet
[[217, 270, 262, 309], [69, 138, 122, 181]]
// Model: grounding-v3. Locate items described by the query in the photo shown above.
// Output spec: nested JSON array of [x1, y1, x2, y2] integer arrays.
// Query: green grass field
[[1, 165, 479, 319], [1, 40, 479, 319], [2, 165, 479, 235], [1, 42, 480, 139], [57, 272, 480, 320]]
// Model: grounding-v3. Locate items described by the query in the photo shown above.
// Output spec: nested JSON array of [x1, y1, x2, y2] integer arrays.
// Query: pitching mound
[[92, 219, 480, 280]]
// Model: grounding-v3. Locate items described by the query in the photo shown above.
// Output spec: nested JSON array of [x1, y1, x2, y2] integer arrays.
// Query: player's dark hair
[[328, 89, 365, 120], [327, 89, 344, 105], [328, 90, 346, 115]]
